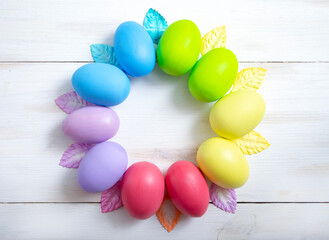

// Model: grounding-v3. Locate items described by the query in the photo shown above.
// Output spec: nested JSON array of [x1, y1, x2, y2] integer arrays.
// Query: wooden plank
[[0, 62, 329, 203], [0, 0, 329, 61], [0, 203, 328, 239]]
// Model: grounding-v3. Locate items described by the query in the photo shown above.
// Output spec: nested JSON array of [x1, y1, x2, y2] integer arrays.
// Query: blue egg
[[72, 63, 130, 106], [114, 21, 156, 77]]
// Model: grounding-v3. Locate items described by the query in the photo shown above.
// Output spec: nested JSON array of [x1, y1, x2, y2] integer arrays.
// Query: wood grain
[[0, 63, 328, 203], [0, 0, 328, 61], [1, 203, 328, 240]]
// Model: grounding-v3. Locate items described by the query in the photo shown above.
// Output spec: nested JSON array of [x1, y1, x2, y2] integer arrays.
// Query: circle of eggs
[[60, 15, 264, 221]]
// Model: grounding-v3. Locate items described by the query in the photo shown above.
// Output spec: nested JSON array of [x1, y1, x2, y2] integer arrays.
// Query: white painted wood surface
[[1, 204, 328, 240], [0, 0, 329, 239], [0, 0, 329, 61]]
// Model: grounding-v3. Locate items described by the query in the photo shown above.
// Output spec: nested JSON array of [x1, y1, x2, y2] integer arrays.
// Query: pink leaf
[[101, 180, 123, 213], [59, 143, 93, 168], [210, 183, 237, 213], [55, 91, 95, 114]]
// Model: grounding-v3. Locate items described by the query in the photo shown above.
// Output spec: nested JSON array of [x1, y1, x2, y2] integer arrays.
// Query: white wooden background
[[1, 0, 329, 239]]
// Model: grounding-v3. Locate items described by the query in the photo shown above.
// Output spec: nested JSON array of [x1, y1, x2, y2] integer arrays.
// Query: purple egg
[[62, 106, 119, 144], [78, 141, 128, 193]]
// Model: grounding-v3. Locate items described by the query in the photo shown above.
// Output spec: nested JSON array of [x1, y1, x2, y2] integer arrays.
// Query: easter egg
[[114, 21, 155, 77], [157, 19, 201, 76], [210, 90, 265, 139], [72, 63, 130, 106], [188, 48, 238, 102], [62, 106, 119, 144], [165, 161, 209, 217], [78, 142, 128, 193], [197, 138, 249, 189], [121, 162, 165, 219]]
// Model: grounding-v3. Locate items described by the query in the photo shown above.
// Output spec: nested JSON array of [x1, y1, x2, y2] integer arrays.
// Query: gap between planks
[[1, 202, 329, 204]]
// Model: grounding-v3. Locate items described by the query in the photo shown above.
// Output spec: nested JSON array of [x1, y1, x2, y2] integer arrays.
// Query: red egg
[[165, 161, 209, 217], [121, 161, 165, 219]]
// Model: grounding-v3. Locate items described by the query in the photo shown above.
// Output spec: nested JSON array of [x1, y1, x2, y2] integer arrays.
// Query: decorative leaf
[[232, 130, 270, 155], [210, 183, 236, 213], [59, 143, 93, 168], [156, 194, 181, 232], [90, 44, 121, 68], [55, 91, 95, 114], [232, 67, 267, 92], [143, 8, 168, 44], [201, 26, 227, 55], [101, 180, 123, 213]]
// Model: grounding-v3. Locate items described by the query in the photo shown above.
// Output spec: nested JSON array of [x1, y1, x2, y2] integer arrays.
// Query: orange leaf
[[156, 194, 181, 232]]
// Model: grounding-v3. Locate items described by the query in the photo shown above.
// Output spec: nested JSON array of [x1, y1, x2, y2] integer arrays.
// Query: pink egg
[[165, 161, 209, 217], [62, 106, 119, 144], [121, 162, 165, 219]]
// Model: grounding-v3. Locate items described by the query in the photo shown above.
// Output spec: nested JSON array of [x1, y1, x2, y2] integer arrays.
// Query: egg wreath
[[55, 8, 270, 232]]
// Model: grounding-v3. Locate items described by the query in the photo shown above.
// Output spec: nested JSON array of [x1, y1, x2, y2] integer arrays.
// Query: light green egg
[[157, 20, 201, 76], [188, 48, 238, 102]]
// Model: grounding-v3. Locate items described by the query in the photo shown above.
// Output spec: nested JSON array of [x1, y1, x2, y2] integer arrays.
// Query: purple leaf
[[210, 183, 237, 213], [101, 180, 123, 213], [59, 143, 93, 168], [55, 91, 95, 114]]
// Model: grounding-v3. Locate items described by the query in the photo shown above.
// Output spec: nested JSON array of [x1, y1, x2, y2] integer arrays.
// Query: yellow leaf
[[232, 67, 267, 92], [232, 130, 270, 155], [201, 26, 227, 56]]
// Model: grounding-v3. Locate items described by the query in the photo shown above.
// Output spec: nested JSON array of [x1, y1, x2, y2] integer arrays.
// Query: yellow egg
[[210, 90, 265, 139], [197, 138, 249, 189]]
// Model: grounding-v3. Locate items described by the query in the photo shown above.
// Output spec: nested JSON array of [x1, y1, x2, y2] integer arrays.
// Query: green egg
[[188, 48, 238, 102], [157, 20, 201, 76]]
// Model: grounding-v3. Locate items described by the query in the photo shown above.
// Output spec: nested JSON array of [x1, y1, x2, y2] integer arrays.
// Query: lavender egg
[[78, 141, 128, 193], [62, 106, 119, 144]]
